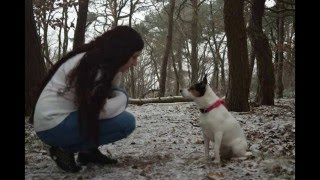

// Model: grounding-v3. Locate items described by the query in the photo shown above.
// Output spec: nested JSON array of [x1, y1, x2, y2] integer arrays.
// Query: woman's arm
[[99, 88, 128, 119]]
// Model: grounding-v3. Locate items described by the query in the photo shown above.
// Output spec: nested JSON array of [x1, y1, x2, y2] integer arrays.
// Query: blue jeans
[[36, 111, 136, 152]]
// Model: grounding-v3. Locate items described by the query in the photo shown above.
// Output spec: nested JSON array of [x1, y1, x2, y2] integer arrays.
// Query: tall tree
[[224, 0, 250, 111], [190, 0, 199, 84], [62, 0, 69, 56], [220, 45, 227, 94], [108, 0, 139, 28], [73, 0, 89, 49], [129, 0, 136, 98], [247, 0, 275, 105], [275, 0, 284, 98], [25, 0, 47, 115], [57, 18, 63, 60], [170, 27, 185, 95], [33, 0, 55, 68], [159, 0, 175, 97]]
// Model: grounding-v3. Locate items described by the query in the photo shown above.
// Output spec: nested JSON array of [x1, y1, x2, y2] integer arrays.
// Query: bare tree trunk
[[34, 1, 55, 67], [283, 21, 295, 90], [171, 50, 180, 95], [159, 0, 175, 97], [248, 42, 255, 81], [220, 45, 227, 95], [176, 33, 185, 89], [248, 0, 275, 105], [190, 0, 199, 84], [212, 34, 226, 93], [42, 8, 50, 67], [224, 0, 250, 112], [128, 64, 136, 99], [62, 0, 69, 56], [111, 0, 118, 28], [58, 24, 62, 60], [208, 40, 219, 91], [198, 42, 208, 78], [146, 40, 160, 85], [137, 65, 144, 98], [25, 0, 47, 115], [208, 41, 217, 88], [274, 46, 279, 87], [209, 0, 226, 95], [213, 57, 219, 91], [276, 1, 284, 98], [73, 0, 89, 50], [129, 0, 133, 26], [129, 0, 136, 98], [270, 22, 278, 87], [33, 1, 55, 69]]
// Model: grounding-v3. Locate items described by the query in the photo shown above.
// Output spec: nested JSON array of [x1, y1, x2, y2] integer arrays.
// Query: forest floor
[[25, 98, 295, 180]]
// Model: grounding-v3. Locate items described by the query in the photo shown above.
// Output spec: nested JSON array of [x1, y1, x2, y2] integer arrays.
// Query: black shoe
[[77, 148, 118, 165], [49, 146, 81, 173]]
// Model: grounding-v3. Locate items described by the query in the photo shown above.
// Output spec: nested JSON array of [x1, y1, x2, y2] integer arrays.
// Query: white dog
[[180, 75, 248, 164]]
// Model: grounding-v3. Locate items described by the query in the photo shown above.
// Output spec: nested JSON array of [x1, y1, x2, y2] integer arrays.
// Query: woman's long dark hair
[[29, 26, 144, 145]]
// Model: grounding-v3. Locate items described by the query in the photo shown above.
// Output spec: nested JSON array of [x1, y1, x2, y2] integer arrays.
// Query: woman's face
[[119, 51, 142, 72]]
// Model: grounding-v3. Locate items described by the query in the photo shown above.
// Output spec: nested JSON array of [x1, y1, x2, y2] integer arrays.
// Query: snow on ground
[[25, 98, 295, 179]]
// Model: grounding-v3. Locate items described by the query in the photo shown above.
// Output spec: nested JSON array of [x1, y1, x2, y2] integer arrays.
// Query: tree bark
[[176, 32, 185, 89], [25, 0, 47, 115], [62, 0, 69, 56], [248, 42, 255, 82], [129, 0, 136, 98], [171, 50, 180, 95], [208, 40, 218, 90], [190, 0, 199, 84], [275, 1, 284, 98], [41, 7, 50, 67], [34, 1, 54, 67], [73, 0, 89, 50], [220, 45, 227, 94], [224, 0, 250, 112], [247, 0, 275, 105], [58, 23, 62, 60], [159, 0, 175, 97], [110, 0, 118, 28]]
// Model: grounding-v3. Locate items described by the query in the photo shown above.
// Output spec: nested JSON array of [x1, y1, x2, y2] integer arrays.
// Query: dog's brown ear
[[203, 74, 208, 84]]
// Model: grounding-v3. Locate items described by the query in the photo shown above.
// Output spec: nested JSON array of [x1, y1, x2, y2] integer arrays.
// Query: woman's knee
[[118, 111, 136, 136]]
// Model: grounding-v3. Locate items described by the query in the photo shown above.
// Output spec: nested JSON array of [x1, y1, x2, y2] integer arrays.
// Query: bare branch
[[198, 0, 206, 8], [175, 0, 188, 21]]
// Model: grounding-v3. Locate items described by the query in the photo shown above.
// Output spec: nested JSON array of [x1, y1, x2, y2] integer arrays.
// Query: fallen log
[[129, 96, 192, 105]]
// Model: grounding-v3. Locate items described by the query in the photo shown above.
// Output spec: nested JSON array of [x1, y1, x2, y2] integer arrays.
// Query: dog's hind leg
[[203, 133, 210, 159], [231, 138, 247, 157], [213, 132, 223, 164]]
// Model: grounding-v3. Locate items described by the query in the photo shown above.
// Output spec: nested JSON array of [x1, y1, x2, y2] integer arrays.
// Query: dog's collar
[[200, 99, 225, 113]]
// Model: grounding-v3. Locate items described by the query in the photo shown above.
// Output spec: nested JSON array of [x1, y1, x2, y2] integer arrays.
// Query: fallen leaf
[[207, 172, 225, 180]]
